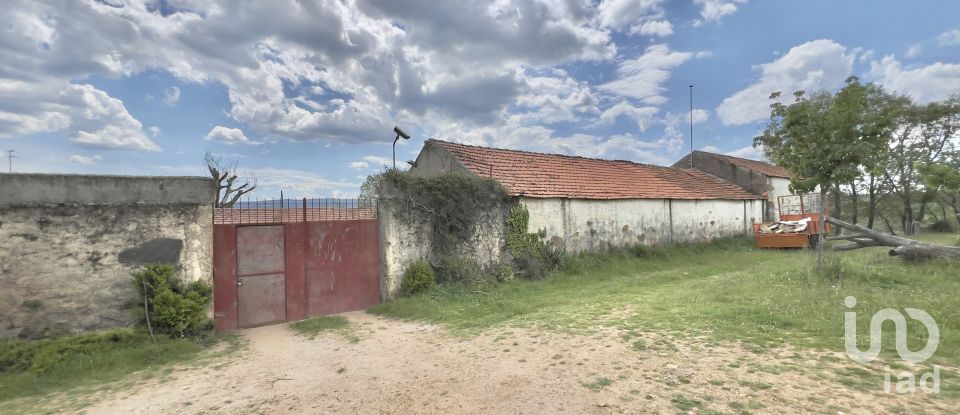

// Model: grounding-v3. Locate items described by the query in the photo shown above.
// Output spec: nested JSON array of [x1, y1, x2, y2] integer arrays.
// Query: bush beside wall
[[131, 265, 213, 338]]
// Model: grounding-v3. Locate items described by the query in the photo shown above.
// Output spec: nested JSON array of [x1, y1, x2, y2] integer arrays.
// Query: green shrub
[[514, 254, 548, 280], [928, 220, 953, 232], [433, 256, 487, 284], [543, 245, 564, 270], [132, 265, 212, 338], [401, 260, 436, 295], [491, 261, 515, 282]]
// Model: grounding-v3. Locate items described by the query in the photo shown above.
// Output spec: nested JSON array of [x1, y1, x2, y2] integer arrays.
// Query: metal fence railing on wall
[[213, 198, 376, 225]]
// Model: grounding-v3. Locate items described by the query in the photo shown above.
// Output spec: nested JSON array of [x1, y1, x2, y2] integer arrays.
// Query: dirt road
[[77, 312, 951, 414]]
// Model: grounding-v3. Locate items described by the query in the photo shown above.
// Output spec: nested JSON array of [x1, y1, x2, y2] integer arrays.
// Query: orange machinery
[[753, 193, 830, 249]]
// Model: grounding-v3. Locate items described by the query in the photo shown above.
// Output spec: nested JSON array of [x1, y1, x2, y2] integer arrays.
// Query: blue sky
[[2, 0, 959, 198]]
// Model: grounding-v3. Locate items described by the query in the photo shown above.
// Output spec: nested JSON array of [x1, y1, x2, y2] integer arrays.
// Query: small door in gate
[[236, 225, 286, 327]]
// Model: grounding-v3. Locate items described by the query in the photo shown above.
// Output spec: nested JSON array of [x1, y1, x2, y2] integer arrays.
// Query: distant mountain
[[233, 198, 372, 209]]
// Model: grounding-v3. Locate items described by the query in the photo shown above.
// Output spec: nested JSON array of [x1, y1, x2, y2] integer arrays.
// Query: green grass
[[0, 328, 210, 403], [672, 394, 705, 411], [582, 376, 612, 391], [369, 235, 960, 366], [289, 315, 358, 342]]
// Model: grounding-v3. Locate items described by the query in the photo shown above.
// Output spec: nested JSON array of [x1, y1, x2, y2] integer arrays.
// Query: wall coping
[[0, 173, 214, 207]]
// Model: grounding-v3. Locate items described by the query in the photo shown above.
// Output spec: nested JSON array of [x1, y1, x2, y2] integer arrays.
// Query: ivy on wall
[[505, 204, 547, 260], [382, 170, 509, 254]]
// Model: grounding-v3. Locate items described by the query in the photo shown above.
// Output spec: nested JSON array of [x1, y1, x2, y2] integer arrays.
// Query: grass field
[[0, 328, 240, 409], [370, 233, 960, 366]]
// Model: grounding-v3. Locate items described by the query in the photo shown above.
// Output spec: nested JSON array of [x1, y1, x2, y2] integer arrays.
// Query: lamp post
[[392, 126, 410, 169]]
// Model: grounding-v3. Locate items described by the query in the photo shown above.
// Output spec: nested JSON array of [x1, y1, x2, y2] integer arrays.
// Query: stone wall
[[377, 187, 507, 300], [522, 197, 763, 253], [0, 173, 213, 338]]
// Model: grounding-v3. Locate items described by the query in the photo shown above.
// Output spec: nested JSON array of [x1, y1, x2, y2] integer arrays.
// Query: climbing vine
[[382, 170, 509, 255], [505, 204, 547, 260]]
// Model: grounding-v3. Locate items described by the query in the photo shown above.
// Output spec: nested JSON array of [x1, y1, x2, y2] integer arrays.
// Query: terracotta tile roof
[[430, 140, 764, 200], [698, 151, 792, 178]]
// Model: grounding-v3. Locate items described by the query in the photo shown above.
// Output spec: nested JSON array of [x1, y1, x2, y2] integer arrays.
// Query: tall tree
[[881, 95, 960, 234], [755, 77, 895, 271], [205, 151, 257, 207]]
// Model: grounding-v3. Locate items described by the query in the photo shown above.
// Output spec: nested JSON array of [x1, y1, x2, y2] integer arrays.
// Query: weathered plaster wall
[[673, 152, 796, 221], [0, 173, 213, 207], [768, 177, 794, 221], [0, 173, 213, 338], [378, 187, 506, 299], [674, 152, 769, 196], [409, 141, 467, 177], [522, 197, 762, 252]]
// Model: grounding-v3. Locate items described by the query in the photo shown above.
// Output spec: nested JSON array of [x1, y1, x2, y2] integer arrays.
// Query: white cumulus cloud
[[868, 56, 960, 103], [598, 44, 697, 105], [717, 39, 854, 126], [205, 126, 260, 145], [694, 0, 748, 23], [593, 100, 659, 132], [937, 29, 960, 47]]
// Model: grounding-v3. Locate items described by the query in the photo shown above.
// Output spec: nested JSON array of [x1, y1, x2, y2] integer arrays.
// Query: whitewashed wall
[[768, 177, 794, 221], [522, 197, 762, 252]]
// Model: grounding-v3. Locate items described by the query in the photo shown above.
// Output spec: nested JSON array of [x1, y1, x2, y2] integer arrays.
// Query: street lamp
[[392, 126, 410, 169]]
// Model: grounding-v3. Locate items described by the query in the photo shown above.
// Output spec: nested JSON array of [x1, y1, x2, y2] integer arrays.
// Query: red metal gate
[[212, 199, 380, 332]]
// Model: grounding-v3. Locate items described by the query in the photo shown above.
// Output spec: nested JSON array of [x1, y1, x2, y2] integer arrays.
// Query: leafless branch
[[205, 151, 257, 207]]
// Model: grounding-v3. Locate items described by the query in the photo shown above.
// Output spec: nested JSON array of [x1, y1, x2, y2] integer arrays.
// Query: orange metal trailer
[[753, 193, 830, 249]]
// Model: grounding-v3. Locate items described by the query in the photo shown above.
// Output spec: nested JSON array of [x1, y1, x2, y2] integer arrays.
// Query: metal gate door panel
[[236, 226, 286, 327], [305, 220, 380, 315], [237, 226, 285, 275], [237, 273, 285, 327]]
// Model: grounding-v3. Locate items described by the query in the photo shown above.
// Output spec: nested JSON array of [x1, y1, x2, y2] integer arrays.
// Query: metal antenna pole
[[689, 85, 694, 169]]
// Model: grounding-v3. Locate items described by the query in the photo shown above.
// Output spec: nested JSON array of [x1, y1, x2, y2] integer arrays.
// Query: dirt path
[[75, 312, 953, 414]]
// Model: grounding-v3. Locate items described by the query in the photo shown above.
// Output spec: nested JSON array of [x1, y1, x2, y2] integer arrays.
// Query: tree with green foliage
[[919, 151, 960, 228], [880, 95, 960, 234], [754, 77, 898, 270], [358, 173, 382, 207]]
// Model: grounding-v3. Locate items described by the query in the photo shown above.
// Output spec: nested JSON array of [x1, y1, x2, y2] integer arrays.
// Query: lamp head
[[393, 126, 410, 139]]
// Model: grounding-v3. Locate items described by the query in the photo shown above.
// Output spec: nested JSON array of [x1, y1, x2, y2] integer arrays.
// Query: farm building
[[410, 139, 765, 252], [672, 150, 794, 221]]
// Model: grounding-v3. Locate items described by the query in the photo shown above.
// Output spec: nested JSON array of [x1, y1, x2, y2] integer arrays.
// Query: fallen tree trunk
[[825, 217, 960, 261]]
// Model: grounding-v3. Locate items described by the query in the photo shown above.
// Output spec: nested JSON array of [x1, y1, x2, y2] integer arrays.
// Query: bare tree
[[205, 151, 257, 207]]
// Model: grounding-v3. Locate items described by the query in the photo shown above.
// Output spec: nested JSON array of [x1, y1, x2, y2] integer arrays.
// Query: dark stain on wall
[[13, 233, 38, 241], [118, 238, 183, 265], [88, 251, 105, 269], [36, 218, 51, 231]]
